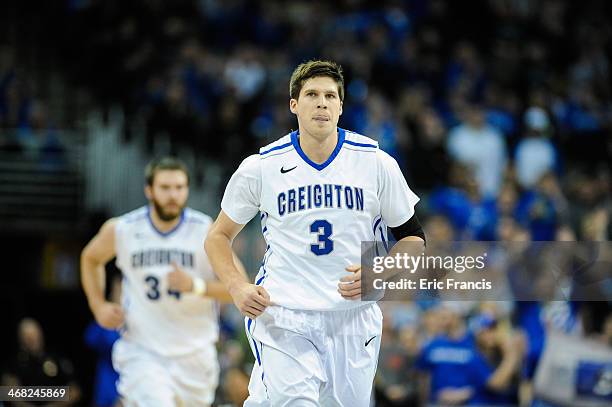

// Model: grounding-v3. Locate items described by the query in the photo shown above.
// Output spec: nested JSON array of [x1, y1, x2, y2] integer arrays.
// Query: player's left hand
[[338, 264, 361, 300], [167, 262, 194, 292]]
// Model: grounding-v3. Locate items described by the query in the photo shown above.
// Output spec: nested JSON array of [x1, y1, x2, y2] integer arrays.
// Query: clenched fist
[[167, 262, 194, 293], [92, 301, 125, 329], [338, 264, 362, 300], [229, 281, 271, 319]]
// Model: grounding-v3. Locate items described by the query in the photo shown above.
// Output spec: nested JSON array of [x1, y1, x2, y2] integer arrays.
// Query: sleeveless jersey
[[114, 206, 218, 356]]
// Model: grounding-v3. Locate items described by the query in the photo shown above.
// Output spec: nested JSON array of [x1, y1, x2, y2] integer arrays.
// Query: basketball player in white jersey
[[205, 60, 426, 406], [81, 157, 244, 406]]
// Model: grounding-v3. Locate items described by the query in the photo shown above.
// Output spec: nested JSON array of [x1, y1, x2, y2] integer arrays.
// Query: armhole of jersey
[[113, 218, 122, 265], [257, 155, 264, 211], [375, 146, 382, 199]]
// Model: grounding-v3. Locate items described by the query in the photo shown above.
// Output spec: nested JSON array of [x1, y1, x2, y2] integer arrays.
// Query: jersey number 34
[[145, 275, 181, 300]]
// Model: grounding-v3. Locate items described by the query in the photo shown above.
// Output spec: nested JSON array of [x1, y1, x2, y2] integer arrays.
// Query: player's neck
[[149, 206, 183, 232], [298, 129, 338, 164]]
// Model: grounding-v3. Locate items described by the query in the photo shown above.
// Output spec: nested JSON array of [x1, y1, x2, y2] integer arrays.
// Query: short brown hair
[[145, 156, 190, 186], [289, 60, 344, 102]]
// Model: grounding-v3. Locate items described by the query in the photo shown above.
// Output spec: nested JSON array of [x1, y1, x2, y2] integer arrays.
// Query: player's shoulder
[[258, 132, 294, 159], [183, 207, 213, 226], [116, 206, 148, 226], [341, 129, 397, 166], [113, 207, 150, 235], [342, 129, 379, 152]]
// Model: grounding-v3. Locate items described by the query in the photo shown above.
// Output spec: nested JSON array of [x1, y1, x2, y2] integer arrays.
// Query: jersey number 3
[[310, 220, 333, 255]]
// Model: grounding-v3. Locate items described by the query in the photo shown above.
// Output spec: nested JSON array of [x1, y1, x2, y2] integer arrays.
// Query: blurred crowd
[[57, 0, 612, 239], [1, 0, 611, 405], [0, 48, 67, 169]]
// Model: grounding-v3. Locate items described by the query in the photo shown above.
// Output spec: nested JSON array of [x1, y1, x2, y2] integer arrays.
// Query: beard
[[152, 199, 184, 221]]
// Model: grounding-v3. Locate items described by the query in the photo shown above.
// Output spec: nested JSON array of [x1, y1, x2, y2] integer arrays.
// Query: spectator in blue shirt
[[84, 323, 120, 407], [84, 274, 121, 407], [471, 314, 523, 405], [416, 304, 521, 405]]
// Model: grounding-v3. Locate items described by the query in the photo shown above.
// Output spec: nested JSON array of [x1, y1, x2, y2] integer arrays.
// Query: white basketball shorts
[[112, 339, 219, 407], [244, 302, 383, 407]]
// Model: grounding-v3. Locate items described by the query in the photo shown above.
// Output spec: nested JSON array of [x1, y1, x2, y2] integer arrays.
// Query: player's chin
[[316, 121, 333, 130], [161, 207, 181, 219]]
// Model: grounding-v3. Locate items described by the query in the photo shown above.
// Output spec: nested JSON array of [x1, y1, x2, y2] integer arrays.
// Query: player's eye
[[307, 92, 316, 97], [326, 94, 336, 99]]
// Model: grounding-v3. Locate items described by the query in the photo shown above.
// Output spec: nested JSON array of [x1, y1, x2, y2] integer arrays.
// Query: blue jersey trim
[[290, 128, 346, 171], [146, 206, 185, 237], [253, 339, 261, 364], [380, 227, 389, 252], [344, 139, 377, 149], [260, 141, 293, 156], [373, 217, 382, 234], [247, 318, 262, 366], [255, 273, 266, 285]]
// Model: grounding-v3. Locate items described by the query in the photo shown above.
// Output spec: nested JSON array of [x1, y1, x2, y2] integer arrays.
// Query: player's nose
[[316, 95, 328, 109]]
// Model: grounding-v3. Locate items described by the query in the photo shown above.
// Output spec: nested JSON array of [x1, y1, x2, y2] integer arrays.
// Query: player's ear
[[289, 98, 298, 114], [144, 185, 152, 200], [339, 100, 343, 116]]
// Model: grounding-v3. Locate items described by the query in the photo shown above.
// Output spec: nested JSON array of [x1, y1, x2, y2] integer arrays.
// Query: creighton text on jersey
[[277, 184, 365, 216]]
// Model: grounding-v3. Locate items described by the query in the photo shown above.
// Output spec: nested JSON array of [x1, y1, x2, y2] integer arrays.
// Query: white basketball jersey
[[114, 206, 218, 357], [221, 129, 420, 310]]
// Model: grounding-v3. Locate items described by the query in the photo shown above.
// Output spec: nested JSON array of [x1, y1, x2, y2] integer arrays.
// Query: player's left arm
[[167, 251, 246, 303], [339, 149, 424, 300], [337, 216, 425, 300]]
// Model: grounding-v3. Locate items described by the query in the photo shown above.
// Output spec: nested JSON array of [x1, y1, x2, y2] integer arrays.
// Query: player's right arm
[[206, 154, 270, 318], [80, 218, 124, 329], [205, 211, 271, 319]]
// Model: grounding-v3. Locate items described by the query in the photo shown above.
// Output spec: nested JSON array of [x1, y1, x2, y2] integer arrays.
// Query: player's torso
[[116, 207, 213, 303], [114, 207, 218, 353], [260, 144, 380, 254], [257, 130, 383, 309]]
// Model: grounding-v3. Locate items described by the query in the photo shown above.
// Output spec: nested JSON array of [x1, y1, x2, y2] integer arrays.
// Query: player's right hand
[[92, 301, 125, 329], [228, 281, 271, 319]]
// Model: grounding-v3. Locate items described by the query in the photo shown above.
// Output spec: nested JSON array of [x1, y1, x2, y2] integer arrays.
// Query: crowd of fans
[[1, 0, 611, 405], [0, 47, 67, 170]]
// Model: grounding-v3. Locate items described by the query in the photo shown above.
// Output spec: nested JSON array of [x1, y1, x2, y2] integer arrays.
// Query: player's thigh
[[112, 340, 177, 406], [246, 329, 322, 406], [171, 347, 219, 407], [322, 304, 383, 406]]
